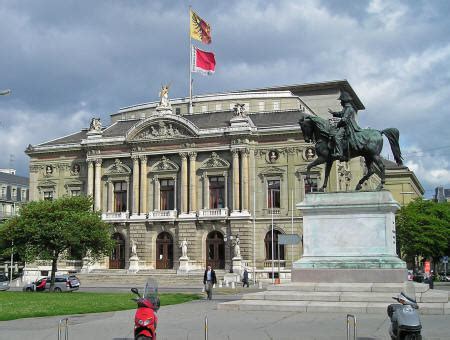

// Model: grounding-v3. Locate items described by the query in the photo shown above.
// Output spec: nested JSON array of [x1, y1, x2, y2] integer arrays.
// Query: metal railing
[[263, 260, 286, 268], [58, 318, 69, 340], [346, 314, 357, 340]]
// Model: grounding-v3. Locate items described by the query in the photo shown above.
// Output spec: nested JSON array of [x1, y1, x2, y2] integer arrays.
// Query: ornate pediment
[[105, 159, 131, 176], [134, 121, 193, 140], [200, 152, 230, 169], [150, 156, 179, 172], [258, 166, 286, 181], [37, 179, 57, 188]]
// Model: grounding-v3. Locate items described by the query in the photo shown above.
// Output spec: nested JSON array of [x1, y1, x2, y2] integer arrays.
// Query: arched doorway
[[206, 231, 225, 269], [110, 233, 125, 269], [265, 230, 285, 261], [156, 232, 173, 269]]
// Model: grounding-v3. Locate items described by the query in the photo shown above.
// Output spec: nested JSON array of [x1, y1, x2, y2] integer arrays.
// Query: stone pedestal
[[177, 257, 190, 274], [128, 255, 140, 273], [224, 272, 241, 283], [293, 191, 407, 283], [232, 257, 243, 275]]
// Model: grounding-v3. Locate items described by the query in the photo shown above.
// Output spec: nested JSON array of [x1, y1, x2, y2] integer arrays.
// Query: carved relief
[[70, 164, 81, 176], [258, 166, 286, 182], [303, 147, 316, 161], [137, 121, 190, 140], [105, 159, 131, 175], [151, 156, 179, 172], [337, 162, 353, 191], [200, 152, 230, 169]]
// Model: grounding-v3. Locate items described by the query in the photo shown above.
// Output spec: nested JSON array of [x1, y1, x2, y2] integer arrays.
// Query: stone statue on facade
[[233, 235, 241, 259], [179, 239, 188, 259], [233, 103, 246, 117], [158, 84, 171, 108], [130, 239, 137, 256], [89, 118, 102, 132], [299, 91, 403, 191]]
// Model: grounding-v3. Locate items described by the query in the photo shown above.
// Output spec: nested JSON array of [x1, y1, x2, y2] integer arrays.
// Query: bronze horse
[[299, 115, 403, 191]]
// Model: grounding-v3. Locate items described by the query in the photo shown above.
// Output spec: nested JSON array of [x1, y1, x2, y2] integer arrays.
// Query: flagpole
[[189, 6, 193, 114]]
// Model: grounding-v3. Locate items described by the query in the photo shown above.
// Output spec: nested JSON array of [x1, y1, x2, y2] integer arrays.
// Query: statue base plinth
[[232, 257, 243, 275], [293, 191, 407, 283], [128, 255, 140, 273], [177, 257, 190, 274], [155, 106, 172, 115], [224, 272, 241, 283]]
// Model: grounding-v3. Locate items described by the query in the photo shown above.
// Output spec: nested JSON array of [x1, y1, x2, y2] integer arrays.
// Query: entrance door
[[109, 233, 125, 269], [206, 231, 225, 269], [156, 232, 173, 269]]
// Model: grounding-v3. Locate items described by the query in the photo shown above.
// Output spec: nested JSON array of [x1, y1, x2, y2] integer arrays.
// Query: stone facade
[[25, 80, 422, 277]]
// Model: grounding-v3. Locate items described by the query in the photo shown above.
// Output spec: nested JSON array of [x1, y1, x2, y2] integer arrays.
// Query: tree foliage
[[0, 195, 114, 291], [396, 198, 450, 269]]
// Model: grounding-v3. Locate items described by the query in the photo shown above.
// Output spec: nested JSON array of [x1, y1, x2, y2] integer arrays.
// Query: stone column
[[203, 173, 209, 209], [139, 155, 148, 214], [94, 159, 102, 211], [87, 161, 94, 198], [189, 152, 197, 213], [241, 148, 249, 211], [249, 148, 256, 213], [107, 180, 114, 212], [154, 176, 160, 210], [232, 149, 240, 212], [223, 171, 228, 209], [132, 155, 139, 215], [179, 153, 188, 214], [173, 175, 178, 211]]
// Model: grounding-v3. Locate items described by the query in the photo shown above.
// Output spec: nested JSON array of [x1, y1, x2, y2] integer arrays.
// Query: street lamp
[[0, 89, 11, 96], [223, 234, 234, 273]]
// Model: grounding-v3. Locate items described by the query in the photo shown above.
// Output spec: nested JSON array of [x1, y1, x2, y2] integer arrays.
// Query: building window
[[160, 179, 174, 210], [43, 191, 53, 201], [258, 101, 265, 111], [267, 179, 280, 208], [201, 105, 207, 113], [71, 189, 81, 197], [273, 101, 280, 111], [1, 186, 6, 199], [215, 103, 222, 111], [21, 189, 27, 201], [209, 176, 225, 209], [175, 107, 181, 115], [304, 176, 318, 194], [265, 230, 285, 260], [12, 188, 17, 200], [114, 182, 127, 212]]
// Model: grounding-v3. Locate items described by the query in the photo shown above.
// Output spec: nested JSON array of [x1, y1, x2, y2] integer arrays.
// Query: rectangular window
[[201, 105, 207, 113], [114, 182, 127, 212], [267, 179, 280, 208], [304, 176, 318, 194], [1, 186, 6, 199], [273, 101, 280, 111], [21, 189, 27, 201], [12, 188, 17, 200], [258, 101, 265, 111], [215, 103, 222, 111], [209, 176, 225, 209], [43, 191, 53, 201], [175, 107, 181, 115], [160, 179, 175, 210], [71, 189, 81, 197]]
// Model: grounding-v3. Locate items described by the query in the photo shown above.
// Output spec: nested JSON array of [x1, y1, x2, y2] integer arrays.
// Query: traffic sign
[[278, 234, 301, 245], [442, 256, 448, 264]]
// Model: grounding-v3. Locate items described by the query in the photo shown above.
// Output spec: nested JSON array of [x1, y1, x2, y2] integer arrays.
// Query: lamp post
[[224, 234, 234, 273], [10, 241, 14, 285]]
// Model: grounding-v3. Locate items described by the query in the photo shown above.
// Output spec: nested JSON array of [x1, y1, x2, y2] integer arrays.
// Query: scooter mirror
[[131, 288, 139, 295]]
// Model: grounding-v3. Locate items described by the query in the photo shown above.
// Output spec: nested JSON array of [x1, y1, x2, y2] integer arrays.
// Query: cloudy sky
[[1, 0, 449, 197]]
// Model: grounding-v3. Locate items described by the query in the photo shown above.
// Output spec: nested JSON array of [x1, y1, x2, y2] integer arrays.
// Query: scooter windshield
[[143, 278, 159, 310]]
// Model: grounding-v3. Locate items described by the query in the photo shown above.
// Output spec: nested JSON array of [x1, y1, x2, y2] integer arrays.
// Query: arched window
[[264, 230, 285, 260]]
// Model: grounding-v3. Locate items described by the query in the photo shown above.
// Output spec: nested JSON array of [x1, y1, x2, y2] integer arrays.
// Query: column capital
[[231, 149, 240, 156], [188, 151, 197, 160], [87, 160, 94, 166], [139, 155, 148, 163], [241, 148, 250, 156], [179, 152, 188, 160], [131, 154, 140, 161], [95, 158, 102, 166]]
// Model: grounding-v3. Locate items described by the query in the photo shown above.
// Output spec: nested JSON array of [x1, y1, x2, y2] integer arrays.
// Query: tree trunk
[[49, 257, 58, 292]]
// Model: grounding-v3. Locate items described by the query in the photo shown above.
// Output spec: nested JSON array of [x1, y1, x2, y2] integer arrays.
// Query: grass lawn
[[0, 291, 200, 321]]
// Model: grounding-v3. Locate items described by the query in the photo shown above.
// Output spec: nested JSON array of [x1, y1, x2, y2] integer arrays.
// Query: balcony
[[102, 211, 129, 221], [147, 210, 177, 221], [264, 260, 287, 268], [263, 208, 281, 216], [198, 208, 228, 219]]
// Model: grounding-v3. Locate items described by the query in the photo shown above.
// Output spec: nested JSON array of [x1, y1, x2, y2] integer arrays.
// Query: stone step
[[218, 300, 450, 315], [266, 282, 429, 293]]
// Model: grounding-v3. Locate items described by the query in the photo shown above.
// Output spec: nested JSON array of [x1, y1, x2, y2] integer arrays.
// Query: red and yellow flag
[[190, 9, 212, 44]]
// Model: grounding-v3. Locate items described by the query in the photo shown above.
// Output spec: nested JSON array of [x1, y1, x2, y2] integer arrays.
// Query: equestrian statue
[[298, 91, 403, 191]]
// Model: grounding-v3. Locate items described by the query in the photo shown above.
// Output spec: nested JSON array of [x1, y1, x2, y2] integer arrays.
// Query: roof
[[32, 109, 306, 147], [0, 172, 29, 186]]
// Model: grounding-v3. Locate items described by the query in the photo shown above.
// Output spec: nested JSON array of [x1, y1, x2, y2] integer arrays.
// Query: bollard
[[204, 315, 208, 340], [225, 281, 229, 287], [258, 281, 263, 289], [58, 318, 69, 340], [219, 280, 223, 288], [231, 281, 235, 289], [346, 314, 357, 340]]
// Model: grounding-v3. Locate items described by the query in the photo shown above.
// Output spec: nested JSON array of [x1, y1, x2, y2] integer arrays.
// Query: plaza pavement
[[1, 294, 450, 340]]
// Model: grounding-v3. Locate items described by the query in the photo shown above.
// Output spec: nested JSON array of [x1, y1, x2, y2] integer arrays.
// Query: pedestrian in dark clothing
[[203, 265, 217, 300], [242, 268, 249, 288]]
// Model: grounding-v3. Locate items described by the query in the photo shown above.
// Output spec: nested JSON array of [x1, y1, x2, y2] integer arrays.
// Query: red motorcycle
[[131, 279, 160, 340]]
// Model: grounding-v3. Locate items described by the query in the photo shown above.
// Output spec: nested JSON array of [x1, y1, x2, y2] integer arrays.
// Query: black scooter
[[387, 292, 422, 340]]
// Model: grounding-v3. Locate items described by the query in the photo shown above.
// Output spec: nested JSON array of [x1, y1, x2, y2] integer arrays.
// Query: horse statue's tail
[[381, 128, 403, 166]]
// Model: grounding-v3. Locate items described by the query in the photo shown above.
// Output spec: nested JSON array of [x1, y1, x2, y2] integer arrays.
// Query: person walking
[[242, 268, 249, 288], [203, 265, 217, 300]]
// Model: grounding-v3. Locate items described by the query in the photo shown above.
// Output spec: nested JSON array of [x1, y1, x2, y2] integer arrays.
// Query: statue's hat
[[338, 91, 353, 103]]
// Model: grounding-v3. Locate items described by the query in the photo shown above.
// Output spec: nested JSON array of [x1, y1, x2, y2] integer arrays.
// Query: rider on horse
[[328, 91, 362, 162]]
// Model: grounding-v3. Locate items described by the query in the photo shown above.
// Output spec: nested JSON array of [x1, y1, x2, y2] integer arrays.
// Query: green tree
[[0, 196, 113, 291], [396, 198, 450, 271]]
